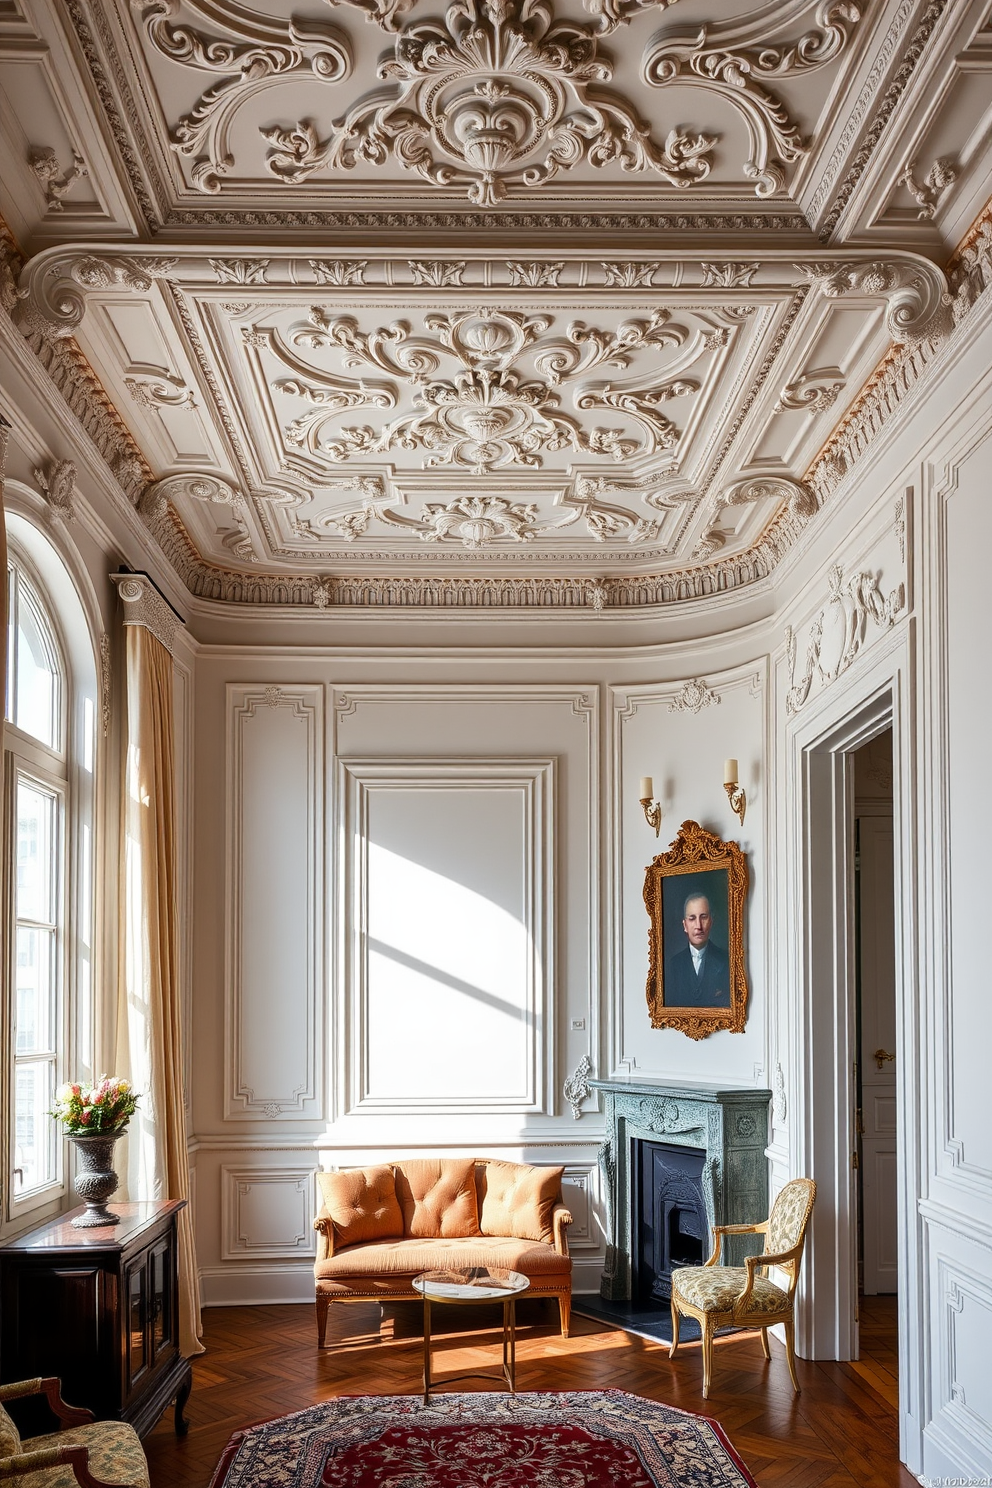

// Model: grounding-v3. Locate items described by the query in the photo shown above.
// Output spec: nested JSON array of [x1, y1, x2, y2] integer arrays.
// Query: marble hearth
[[590, 1075, 772, 1304]]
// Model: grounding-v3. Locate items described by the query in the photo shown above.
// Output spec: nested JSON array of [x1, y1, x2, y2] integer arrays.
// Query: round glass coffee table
[[412, 1267, 530, 1403]]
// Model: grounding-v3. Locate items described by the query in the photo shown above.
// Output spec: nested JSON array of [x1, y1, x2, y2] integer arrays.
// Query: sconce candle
[[723, 760, 746, 828], [639, 776, 661, 836]]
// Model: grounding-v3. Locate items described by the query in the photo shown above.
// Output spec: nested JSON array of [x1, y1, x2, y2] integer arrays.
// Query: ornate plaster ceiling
[[1, 0, 991, 606]]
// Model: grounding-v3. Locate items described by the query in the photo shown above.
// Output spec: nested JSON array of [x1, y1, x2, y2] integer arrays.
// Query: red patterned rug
[[208, 1390, 757, 1487]]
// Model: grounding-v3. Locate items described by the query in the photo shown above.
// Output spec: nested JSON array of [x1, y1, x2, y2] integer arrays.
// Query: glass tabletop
[[412, 1267, 529, 1300]]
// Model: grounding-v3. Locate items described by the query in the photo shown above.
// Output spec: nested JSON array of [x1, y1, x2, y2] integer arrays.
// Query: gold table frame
[[413, 1269, 530, 1405]]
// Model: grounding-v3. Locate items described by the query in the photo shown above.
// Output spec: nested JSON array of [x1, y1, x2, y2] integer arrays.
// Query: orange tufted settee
[[313, 1157, 573, 1344]]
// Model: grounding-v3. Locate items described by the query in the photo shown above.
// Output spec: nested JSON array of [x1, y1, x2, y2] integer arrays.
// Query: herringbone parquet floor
[[143, 1295, 916, 1487]]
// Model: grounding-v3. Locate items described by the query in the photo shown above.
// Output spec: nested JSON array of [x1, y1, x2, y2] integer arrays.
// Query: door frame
[[783, 626, 923, 1468]]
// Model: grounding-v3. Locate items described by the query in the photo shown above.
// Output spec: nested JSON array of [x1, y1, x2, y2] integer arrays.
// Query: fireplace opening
[[634, 1140, 708, 1306]]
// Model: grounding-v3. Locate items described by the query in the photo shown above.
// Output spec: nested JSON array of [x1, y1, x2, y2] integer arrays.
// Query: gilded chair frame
[[669, 1177, 816, 1399]]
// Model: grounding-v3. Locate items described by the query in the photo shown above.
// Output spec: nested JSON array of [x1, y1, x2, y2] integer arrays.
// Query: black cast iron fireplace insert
[[633, 1139, 708, 1306]]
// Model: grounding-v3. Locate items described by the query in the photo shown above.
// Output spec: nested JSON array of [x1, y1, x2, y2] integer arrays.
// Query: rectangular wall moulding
[[340, 757, 555, 1116], [221, 1166, 317, 1261], [225, 684, 324, 1121]]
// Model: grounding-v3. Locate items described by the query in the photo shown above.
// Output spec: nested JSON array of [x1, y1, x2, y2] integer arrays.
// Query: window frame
[[3, 546, 74, 1221]]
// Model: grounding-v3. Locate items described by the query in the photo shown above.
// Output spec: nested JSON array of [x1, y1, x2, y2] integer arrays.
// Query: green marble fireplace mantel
[[589, 1075, 772, 1304]]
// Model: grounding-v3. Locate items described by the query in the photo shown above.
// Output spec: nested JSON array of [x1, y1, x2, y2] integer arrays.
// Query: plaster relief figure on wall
[[644, 820, 748, 1040]]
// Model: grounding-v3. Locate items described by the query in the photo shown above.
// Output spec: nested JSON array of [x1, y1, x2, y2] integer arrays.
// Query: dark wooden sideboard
[[0, 1200, 192, 1438]]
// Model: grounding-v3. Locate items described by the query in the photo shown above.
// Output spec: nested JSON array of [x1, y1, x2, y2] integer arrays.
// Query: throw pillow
[[394, 1158, 481, 1238], [477, 1160, 563, 1242], [316, 1164, 403, 1248]]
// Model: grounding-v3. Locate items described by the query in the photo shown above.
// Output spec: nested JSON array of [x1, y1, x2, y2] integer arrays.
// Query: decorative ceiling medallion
[[263, 304, 696, 476], [298, 0, 717, 207]]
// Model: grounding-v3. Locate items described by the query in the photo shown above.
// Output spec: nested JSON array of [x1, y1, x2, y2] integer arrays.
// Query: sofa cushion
[[394, 1159, 481, 1238], [477, 1160, 563, 1243], [315, 1234, 570, 1289], [316, 1164, 403, 1248]]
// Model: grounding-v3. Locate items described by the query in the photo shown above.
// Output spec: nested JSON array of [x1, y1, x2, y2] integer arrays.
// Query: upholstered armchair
[[0, 1378, 149, 1488], [669, 1177, 816, 1399]]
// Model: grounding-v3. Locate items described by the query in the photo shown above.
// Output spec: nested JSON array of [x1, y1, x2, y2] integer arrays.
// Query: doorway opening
[[853, 727, 899, 1405]]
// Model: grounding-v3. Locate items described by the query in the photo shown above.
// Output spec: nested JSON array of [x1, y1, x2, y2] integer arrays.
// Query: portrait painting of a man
[[644, 820, 748, 1037], [664, 884, 731, 1008]]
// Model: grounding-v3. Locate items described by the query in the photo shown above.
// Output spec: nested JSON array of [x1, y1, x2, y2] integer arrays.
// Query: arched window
[[3, 512, 97, 1220], [6, 557, 67, 1198]]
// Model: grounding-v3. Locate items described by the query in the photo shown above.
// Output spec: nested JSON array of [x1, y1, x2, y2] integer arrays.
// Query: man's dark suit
[[665, 941, 731, 1008]]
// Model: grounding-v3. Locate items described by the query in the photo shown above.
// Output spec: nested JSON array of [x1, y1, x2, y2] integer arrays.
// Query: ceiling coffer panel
[[16, 244, 950, 578], [102, 0, 867, 215]]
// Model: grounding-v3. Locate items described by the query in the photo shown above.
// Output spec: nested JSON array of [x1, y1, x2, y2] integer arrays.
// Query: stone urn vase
[[68, 1131, 124, 1227]]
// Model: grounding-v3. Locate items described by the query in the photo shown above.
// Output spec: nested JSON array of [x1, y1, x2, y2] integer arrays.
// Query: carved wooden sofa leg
[[558, 1292, 571, 1339], [316, 1293, 330, 1348]]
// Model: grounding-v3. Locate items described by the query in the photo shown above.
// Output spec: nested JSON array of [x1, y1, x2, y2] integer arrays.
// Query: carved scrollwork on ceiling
[[259, 304, 700, 478], [136, 0, 723, 205], [133, 0, 352, 193], [272, 0, 717, 205], [139, 471, 241, 519], [642, 0, 863, 196], [774, 366, 845, 413], [722, 475, 817, 521]]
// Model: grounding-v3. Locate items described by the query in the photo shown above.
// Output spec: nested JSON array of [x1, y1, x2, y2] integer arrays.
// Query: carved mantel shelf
[[590, 1074, 771, 1304]]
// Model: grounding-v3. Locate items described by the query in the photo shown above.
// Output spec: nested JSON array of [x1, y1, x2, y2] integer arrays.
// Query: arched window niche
[[3, 492, 101, 1225]]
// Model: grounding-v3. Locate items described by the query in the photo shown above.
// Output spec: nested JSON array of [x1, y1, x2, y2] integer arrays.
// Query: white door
[[859, 814, 898, 1294]]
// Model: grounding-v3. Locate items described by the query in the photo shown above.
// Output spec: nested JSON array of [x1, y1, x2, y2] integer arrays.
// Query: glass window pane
[[15, 584, 59, 749], [16, 781, 55, 924], [15, 925, 54, 1053], [13, 1059, 56, 1193]]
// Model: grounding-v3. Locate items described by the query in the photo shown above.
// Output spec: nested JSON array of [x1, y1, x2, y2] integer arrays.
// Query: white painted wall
[[188, 661, 771, 1302]]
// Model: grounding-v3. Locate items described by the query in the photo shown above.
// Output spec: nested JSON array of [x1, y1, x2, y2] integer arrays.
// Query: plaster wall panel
[[943, 437, 992, 1179], [225, 684, 324, 1122], [340, 758, 552, 1114], [220, 1166, 316, 1261]]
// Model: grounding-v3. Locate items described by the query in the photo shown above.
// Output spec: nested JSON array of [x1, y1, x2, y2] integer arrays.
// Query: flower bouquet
[[50, 1075, 139, 1134], [50, 1076, 140, 1228]]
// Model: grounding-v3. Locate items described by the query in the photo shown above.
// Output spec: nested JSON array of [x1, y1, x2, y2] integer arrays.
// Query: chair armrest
[[704, 1220, 769, 1267], [747, 1245, 801, 1272], [313, 1211, 336, 1262], [552, 1205, 572, 1257], [733, 1243, 804, 1313], [0, 1444, 122, 1488], [0, 1382, 43, 1404], [0, 1379, 93, 1426]]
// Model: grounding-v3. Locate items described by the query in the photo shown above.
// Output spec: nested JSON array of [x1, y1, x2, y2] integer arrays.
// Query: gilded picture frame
[[644, 819, 749, 1041]]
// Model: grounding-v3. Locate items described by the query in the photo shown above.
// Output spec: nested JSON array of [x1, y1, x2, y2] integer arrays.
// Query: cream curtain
[[118, 620, 203, 1356]]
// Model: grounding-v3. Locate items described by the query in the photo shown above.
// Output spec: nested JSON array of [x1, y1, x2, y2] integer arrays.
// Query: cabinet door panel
[[3, 1266, 116, 1415]]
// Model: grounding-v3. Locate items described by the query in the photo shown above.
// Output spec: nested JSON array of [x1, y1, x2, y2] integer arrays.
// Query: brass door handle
[[873, 1048, 895, 1070]]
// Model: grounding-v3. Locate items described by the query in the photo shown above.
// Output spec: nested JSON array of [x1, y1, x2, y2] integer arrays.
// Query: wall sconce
[[639, 776, 662, 836], [724, 758, 746, 827]]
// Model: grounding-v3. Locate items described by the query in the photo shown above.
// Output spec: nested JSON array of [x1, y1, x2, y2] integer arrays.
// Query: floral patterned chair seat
[[0, 1378, 149, 1488], [669, 1176, 816, 1399]]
